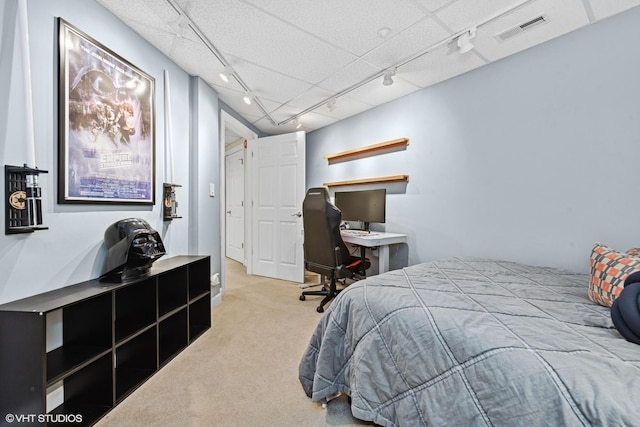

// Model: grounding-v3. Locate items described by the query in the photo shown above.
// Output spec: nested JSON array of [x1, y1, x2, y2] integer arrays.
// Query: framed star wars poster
[[58, 18, 155, 204]]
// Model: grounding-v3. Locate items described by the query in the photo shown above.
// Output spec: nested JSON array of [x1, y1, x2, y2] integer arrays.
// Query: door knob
[[292, 212, 302, 217], [226, 210, 232, 214]]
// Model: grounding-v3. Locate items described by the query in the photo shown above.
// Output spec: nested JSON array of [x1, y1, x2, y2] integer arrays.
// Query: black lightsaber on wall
[[25, 173, 42, 226]]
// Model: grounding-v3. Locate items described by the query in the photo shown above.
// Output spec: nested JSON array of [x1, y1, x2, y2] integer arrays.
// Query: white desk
[[340, 231, 407, 274]]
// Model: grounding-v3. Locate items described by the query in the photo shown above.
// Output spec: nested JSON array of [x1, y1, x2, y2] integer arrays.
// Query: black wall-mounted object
[[163, 183, 182, 221], [5, 164, 49, 235]]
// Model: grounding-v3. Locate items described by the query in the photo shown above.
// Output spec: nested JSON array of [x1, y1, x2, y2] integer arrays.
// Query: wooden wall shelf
[[325, 137, 409, 163], [324, 175, 409, 187]]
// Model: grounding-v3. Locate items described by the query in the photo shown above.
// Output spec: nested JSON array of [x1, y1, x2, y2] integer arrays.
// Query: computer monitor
[[334, 189, 386, 230]]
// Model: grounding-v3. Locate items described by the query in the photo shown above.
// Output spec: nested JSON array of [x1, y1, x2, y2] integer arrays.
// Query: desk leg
[[378, 245, 390, 274]]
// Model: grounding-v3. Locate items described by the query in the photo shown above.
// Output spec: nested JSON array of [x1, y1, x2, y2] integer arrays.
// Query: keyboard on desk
[[341, 230, 378, 236]]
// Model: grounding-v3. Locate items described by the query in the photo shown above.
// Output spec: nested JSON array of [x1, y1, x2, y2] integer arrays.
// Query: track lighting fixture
[[219, 65, 234, 83], [327, 98, 337, 112], [292, 118, 302, 129], [457, 27, 477, 54], [163, 0, 533, 130], [382, 69, 396, 87]]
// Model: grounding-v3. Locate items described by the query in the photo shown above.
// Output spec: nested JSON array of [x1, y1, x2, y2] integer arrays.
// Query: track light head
[[382, 69, 396, 87], [243, 91, 252, 105], [220, 66, 234, 83], [457, 27, 477, 54], [327, 98, 337, 112]]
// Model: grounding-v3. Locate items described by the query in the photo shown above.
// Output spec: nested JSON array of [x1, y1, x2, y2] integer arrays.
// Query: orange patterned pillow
[[588, 243, 640, 307], [626, 247, 640, 258]]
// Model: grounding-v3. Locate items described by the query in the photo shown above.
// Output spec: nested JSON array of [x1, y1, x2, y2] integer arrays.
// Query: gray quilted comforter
[[299, 258, 640, 426]]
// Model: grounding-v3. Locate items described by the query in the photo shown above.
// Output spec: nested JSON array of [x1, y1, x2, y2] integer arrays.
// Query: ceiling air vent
[[495, 15, 549, 41]]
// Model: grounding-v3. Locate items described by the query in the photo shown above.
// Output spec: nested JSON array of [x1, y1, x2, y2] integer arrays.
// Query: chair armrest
[[334, 246, 348, 278]]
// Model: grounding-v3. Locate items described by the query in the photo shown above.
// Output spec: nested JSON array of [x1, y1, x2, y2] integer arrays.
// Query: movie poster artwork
[[58, 19, 155, 204]]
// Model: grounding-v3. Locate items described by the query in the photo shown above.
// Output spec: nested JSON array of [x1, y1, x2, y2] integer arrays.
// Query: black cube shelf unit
[[0, 255, 211, 426]]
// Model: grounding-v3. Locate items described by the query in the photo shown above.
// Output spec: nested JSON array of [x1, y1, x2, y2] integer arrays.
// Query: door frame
[[219, 110, 257, 297]]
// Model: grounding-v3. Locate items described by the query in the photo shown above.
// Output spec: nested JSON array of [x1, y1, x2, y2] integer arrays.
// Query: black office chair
[[299, 187, 369, 313]]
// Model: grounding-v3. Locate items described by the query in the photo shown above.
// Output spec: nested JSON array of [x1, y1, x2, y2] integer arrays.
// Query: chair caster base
[[299, 295, 306, 301], [316, 306, 324, 313]]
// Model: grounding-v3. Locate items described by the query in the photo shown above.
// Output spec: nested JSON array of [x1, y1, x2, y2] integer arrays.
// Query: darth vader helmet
[[103, 218, 166, 279]]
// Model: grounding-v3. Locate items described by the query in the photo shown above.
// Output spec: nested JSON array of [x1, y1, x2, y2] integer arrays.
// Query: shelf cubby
[[115, 327, 157, 401], [189, 294, 211, 341], [49, 353, 113, 426], [47, 293, 112, 384], [159, 307, 188, 365], [115, 277, 156, 343], [189, 257, 211, 300], [158, 266, 188, 317]]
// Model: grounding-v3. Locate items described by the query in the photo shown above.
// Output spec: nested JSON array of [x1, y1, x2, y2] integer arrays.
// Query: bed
[[298, 257, 640, 426]]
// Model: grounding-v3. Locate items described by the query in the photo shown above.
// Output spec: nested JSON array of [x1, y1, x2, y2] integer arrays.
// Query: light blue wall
[[0, 0, 223, 303], [190, 78, 220, 276], [307, 7, 640, 273]]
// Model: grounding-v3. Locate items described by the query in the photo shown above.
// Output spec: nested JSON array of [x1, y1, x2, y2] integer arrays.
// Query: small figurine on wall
[[102, 218, 166, 280]]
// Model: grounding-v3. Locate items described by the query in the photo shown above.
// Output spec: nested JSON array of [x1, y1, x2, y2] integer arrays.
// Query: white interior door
[[225, 146, 244, 263], [248, 131, 305, 283]]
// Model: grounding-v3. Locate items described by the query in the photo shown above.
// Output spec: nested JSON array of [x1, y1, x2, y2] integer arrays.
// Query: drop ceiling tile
[[223, 58, 314, 104], [475, 0, 589, 62], [265, 104, 302, 123], [588, 0, 640, 20], [168, 31, 226, 79], [314, 96, 375, 120], [363, 16, 452, 69], [412, 0, 456, 13], [346, 76, 420, 106], [296, 111, 341, 132], [212, 84, 272, 121], [436, 0, 526, 33], [399, 43, 485, 88], [271, 93, 373, 124], [242, 0, 427, 56], [185, 0, 358, 84], [251, 117, 300, 134], [98, 0, 177, 27], [285, 86, 336, 111], [317, 60, 382, 93]]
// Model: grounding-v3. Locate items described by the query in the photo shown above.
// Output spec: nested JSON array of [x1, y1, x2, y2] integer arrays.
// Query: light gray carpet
[[96, 259, 370, 426]]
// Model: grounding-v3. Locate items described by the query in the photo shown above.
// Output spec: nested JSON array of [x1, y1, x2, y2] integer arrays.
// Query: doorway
[[219, 112, 306, 294], [219, 110, 257, 298]]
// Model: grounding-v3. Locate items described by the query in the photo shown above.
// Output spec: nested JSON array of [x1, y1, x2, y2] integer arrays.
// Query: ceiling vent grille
[[495, 15, 549, 41]]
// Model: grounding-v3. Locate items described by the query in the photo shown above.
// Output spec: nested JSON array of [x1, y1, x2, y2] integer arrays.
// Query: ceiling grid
[[97, 0, 640, 134]]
